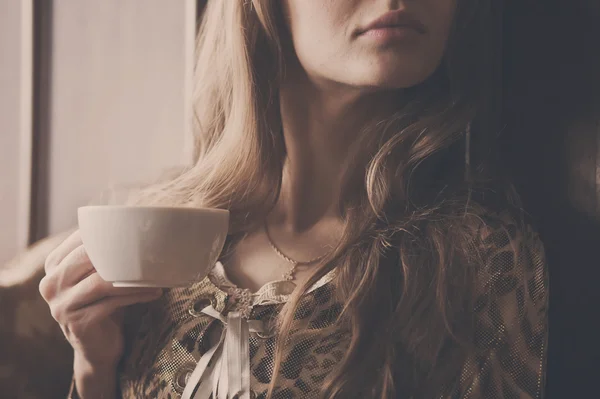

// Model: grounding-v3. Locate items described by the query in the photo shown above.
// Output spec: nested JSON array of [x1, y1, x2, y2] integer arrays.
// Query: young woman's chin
[[337, 62, 437, 91]]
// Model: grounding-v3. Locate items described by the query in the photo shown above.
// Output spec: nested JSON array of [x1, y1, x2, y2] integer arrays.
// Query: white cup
[[77, 206, 229, 288]]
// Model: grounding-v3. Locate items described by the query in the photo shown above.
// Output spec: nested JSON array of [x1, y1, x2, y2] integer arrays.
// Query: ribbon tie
[[181, 305, 266, 399]]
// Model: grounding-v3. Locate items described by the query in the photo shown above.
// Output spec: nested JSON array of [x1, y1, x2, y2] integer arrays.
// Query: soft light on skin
[[281, 0, 457, 90], [274, 0, 457, 231], [228, 0, 459, 292]]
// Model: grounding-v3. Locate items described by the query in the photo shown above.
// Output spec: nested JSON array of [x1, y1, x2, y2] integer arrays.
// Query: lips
[[359, 10, 427, 35]]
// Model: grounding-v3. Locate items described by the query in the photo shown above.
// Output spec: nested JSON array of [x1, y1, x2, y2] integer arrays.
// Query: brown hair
[[136, 0, 509, 396]]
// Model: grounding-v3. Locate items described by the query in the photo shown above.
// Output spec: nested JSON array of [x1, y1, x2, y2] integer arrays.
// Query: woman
[[39, 0, 549, 398]]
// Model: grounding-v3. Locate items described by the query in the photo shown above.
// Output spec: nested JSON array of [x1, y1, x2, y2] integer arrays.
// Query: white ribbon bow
[[181, 305, 266, 399]]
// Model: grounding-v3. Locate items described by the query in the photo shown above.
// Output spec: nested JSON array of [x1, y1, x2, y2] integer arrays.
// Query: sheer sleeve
[[441, 219, 549, 398]]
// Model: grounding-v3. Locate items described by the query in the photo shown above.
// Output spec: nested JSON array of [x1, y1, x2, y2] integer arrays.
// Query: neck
[[274, 70, 401, 232]]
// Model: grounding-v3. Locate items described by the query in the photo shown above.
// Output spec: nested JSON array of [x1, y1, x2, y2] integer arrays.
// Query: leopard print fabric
[[118, 276, 349, 399], [68, 212, 547, 399], [436, 214, 549, 398]]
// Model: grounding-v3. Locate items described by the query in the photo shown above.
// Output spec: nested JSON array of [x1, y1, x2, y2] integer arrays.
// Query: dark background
[[502, 0, 600, 397]]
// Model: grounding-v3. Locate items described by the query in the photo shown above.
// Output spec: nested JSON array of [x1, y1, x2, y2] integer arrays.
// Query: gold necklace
[[264, 221, 329, 281]]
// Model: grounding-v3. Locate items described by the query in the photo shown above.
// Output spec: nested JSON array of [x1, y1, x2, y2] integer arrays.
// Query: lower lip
[[361, 26, 421, 42]]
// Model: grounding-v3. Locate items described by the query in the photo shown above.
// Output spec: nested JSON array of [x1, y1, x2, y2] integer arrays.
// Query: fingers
[[51, 244, 95, 288], [39, 244, 94, 302], [60, 291, 163, 349], [62, 272, 162, 313], [44, 230, 82, 274], [50, 272, 163, 327], [69, 291, 162, 334], [41, 237, 151, 302]]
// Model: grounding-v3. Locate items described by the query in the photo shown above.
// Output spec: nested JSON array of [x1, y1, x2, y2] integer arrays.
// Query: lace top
[[68, 213, 549, 399]]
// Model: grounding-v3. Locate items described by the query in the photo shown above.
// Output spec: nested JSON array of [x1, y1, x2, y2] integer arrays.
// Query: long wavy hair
[[136, 0, 509, 397]]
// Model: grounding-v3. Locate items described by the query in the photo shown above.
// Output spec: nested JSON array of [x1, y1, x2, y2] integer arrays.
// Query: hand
[[39, 230, 164, 369]]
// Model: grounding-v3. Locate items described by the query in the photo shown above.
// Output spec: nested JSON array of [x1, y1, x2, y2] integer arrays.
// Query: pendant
[[282, 264, 298, 281]]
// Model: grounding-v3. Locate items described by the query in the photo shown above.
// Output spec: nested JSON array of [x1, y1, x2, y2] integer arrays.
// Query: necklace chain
[[264, 221, 329, 281]]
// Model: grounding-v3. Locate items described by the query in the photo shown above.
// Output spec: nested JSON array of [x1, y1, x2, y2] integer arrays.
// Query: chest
[[223, 231, 323, 293], [118, 279, 349, 399]]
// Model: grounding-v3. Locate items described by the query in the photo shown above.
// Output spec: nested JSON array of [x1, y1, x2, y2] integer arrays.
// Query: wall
[[0, 0, 33, 265], [39, 0, 196, 237], [1, 0, 196, 263]]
